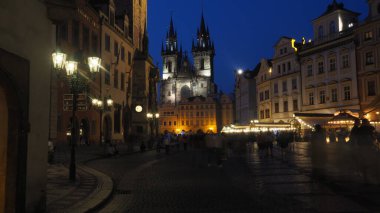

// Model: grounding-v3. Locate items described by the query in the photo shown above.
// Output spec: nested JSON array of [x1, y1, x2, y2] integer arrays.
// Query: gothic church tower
[[162, 17, 179, 80]]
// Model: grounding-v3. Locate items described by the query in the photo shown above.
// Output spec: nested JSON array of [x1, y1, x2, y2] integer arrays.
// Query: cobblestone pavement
[[84, 143, 379, 213]]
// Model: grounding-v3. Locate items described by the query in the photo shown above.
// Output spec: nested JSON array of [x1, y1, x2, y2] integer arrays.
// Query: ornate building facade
[[159, 14, 233, 133]]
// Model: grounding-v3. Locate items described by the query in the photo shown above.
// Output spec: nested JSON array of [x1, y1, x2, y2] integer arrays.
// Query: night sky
[[148, 0, 368, 94]]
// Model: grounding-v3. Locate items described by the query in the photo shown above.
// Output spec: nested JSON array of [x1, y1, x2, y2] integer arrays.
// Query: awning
[[294, 113, 334, 128]]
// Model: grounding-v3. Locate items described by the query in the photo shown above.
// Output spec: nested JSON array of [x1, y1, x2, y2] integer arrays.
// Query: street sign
[[63, 93, 88, 111]]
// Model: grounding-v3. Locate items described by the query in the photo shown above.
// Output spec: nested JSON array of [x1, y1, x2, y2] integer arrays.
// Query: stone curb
[[66, 165, 114, 213]]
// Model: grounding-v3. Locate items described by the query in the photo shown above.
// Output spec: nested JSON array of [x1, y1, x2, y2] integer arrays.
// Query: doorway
[[103, 115, 112, 143]]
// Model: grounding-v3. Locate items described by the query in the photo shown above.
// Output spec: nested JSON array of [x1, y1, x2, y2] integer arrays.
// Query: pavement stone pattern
[[50, 141, 380, 213], [46, 165, 98, 213]]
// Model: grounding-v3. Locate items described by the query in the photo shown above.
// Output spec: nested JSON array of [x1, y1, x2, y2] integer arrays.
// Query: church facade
[[158, 15, 234, 133], [161, 15, 216, 105]]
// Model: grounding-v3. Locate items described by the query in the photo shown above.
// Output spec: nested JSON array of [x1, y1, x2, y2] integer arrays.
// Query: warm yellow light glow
[[92, 98, 99, 106], [52, 52, 67, 70], [107, 98, 113, 107], [88, 57, 101, 73], [302, 37, 306, 45], [291, 39, 298, 52], [376, 112, 379, 115], [147, 113, 153, 118], [345, 137, 350, 143], [155, 113, 160, 118], [97, 100, 103, 107], [326, 137, 330, 144], [65, 61, 78, 76], [268, 68, 272, 73]]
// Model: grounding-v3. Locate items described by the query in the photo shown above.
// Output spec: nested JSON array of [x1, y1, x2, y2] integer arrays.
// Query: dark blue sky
[[147, 0, 368, 94]]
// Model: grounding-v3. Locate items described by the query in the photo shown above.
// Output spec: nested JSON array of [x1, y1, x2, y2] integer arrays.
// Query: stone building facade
[[49, 0, 156, 144], [1, 0, 53, 211], [356, 0, 380, 121], [234, 65, 259, 124], [299, 0, 360, 116]]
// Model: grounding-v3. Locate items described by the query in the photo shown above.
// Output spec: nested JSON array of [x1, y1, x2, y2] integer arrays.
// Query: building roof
[[315, 0, 360, 20]]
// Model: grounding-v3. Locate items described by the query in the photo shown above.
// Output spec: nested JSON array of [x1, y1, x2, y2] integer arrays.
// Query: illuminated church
[[160, 14, 217, 105], [158, 14, 234, 134]]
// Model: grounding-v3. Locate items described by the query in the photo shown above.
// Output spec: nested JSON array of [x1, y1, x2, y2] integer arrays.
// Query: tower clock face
[[135, 105, 143, 112]]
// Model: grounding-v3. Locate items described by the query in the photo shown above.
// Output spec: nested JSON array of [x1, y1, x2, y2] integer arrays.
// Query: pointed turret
[[193, 12, 214, 52], [162, 16, 178, 55], [192, 12, 215, 81], [162, 16, 180, 80]]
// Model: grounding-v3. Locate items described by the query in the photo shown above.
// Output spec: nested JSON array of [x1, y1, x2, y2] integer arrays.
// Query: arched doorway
[[103, 115, 112, 143], [0, 84, 8, 212], [80, 119, 89, 145]]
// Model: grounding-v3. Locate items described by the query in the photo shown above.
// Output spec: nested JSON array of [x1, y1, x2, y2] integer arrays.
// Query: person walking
[[311, 124, 327, 179], [357, 119, 376, 183], [163, 130, 171, 155]]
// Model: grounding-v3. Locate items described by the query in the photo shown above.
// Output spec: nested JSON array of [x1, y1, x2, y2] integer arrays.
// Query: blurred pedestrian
[[163, 130, 171, 155], [311, 124, 327, 179], [356, 119, 376, 183]]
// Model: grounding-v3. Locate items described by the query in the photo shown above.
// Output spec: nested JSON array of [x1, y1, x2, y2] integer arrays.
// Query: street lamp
[[92, 96, 113, 145], [52, 50, 101, 182], [147, 112, 160, 137]]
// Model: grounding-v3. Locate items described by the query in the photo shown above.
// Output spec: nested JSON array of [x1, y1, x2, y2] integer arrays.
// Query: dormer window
[[329, 21, 336, 34], [109, 9, 115, 26], [318, 25, 324, 39], [365, 31, 373, 41]]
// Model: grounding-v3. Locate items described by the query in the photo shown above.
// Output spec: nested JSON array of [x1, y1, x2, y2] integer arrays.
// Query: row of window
[[259, 90, 270, 101], [180, 105, 215, 110], [104, 33, 132, 65], [104, 64, 126, 90], [162, 120, 215, 126], [308, 86, 351, 105], [59, 21, 98, 54], [273, 100, 298, 113], [273, 79, 298, 94], [276, 61, 292, 75], [260, 109, 271, 119], [180, 111, 215, 118], [306, 55, 350, 77]]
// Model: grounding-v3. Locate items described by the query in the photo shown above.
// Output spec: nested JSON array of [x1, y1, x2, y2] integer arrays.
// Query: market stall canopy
[[294, 113, 334, 128], [328, 111, 358, 126]]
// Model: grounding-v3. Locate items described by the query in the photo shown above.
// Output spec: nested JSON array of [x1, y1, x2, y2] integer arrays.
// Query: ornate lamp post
[[91, 96, 113, 144], [52, 50, 101, 182], [147, 112, 160, 138]]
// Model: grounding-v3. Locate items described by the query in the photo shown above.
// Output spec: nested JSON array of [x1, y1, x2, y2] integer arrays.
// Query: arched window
[[200, 58, 205, 70], [329, 21, 336, 34], [167, 61, 172, 73], [318, 25, 324, 39]]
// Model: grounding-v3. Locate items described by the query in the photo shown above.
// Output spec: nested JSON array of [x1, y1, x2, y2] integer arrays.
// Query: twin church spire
[[161, 13, 214, 56]]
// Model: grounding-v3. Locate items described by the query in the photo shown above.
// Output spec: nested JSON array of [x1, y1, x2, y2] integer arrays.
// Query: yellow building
[[159, 96, 218, 133]]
